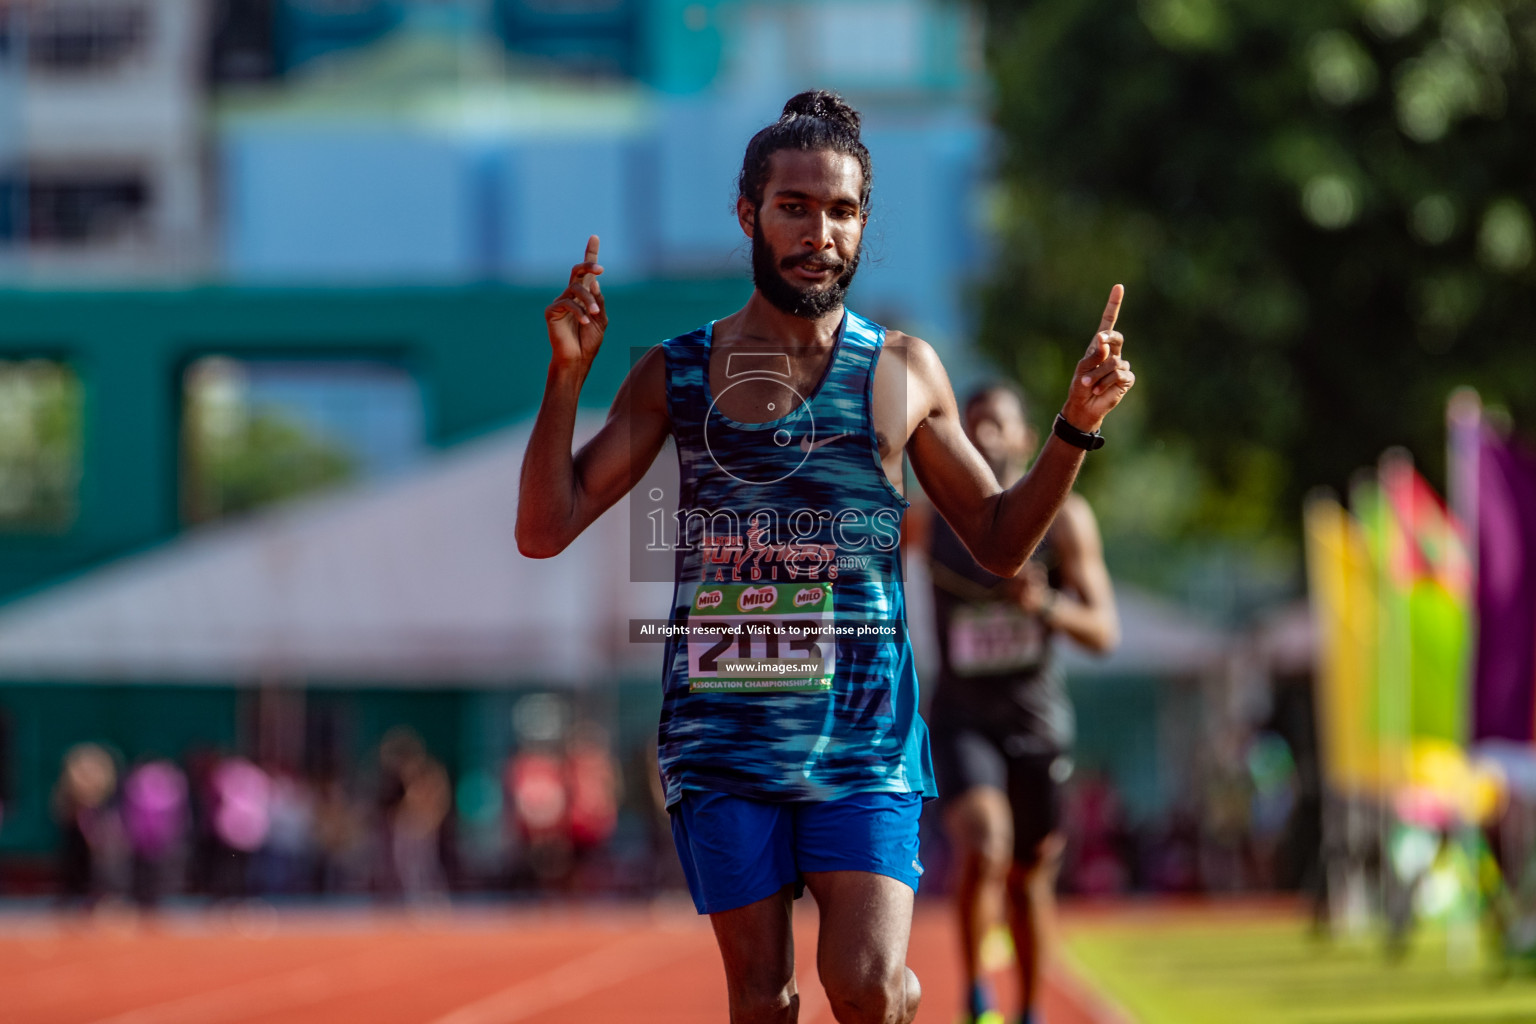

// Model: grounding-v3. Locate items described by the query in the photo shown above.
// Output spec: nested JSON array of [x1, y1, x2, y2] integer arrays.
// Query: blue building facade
[[221, 0, 993, 375]]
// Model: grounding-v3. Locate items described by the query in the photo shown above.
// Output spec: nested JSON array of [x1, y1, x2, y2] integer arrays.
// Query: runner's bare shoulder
[[1053, 492, 1104, 556], [870, 329, 942, 457]]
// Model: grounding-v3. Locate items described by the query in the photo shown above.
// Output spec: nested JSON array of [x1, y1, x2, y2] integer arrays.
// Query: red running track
[[0, 900, 1126, 1024]]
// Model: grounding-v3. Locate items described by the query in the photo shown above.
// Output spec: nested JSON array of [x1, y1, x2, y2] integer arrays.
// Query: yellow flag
[[1304, 494, 1382, 795]]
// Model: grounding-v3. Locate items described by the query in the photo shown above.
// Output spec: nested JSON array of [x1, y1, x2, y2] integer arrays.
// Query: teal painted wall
[[307, 687, 466, 779], [1068, 674, 1197, 823]]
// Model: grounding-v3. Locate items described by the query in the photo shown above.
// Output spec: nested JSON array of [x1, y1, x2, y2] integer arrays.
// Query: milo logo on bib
[[737, 586, 778, 613], [696, 588, 724, 610], [793, 586, 824, 608]]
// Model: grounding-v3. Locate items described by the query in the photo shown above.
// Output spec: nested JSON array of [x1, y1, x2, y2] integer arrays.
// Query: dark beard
[[751, 223, 861, 320]]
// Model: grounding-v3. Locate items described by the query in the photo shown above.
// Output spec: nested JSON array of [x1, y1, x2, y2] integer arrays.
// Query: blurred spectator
[[122, 759, 188, 909], [209, 756, 271, 898], [1201, 730, 1255, 892], [51, 743, 119, 907], [1247, 730, 1298, 889], [0, 712, 10, 847], [184, 748, 219, 894], [376, 727, 414, 891], [256, 770, 316, 895], [313, 774, 367, 893], [507, 744, 572, 887], [377, 727, 451, 900], [1061, 769, 1131, 896], [631, 736, 687, 896], [395, 750, 451, 901], [565, 721, 619, 887], [1144, 800, 1203, 893]]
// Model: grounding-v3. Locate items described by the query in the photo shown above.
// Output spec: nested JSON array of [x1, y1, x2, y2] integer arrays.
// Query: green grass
[[1064, 911, 1536, 1024]]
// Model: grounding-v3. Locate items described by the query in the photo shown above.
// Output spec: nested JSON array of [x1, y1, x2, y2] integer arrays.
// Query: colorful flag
[[1303, 493, 1381, 793], [1350, 476, 1414, 790], [1458, 416, 1536, 743], [1378, 452, 1471, 746]]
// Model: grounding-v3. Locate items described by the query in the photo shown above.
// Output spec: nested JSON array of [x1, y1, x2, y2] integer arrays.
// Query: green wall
[[1068, 674, 1201, 823]]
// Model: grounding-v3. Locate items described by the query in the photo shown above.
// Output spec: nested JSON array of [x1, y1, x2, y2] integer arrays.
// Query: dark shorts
[[930, 721, 1069, 864], [669, 789, 924, 915]]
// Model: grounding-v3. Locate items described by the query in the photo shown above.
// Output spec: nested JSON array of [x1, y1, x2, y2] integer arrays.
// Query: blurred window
[[277, 0, 401, 73], [26, 173, 150, 245], [11, 3, 150, 73], [0, 178, 23, 243], [0, 359, 82, 532], [288, 0, 384, 12], [208, 0, 278, 83], [495, 0, 636, 75], [181, 357, 425, 525], [518, 0, 627, 12]]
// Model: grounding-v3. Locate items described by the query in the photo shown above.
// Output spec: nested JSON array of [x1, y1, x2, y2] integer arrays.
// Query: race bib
[[687, 583, 835, 693], [948, 604, 1045, 676]]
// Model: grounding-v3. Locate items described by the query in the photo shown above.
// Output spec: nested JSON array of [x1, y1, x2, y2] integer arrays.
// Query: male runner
[[517, 90, 1134, 1024], [924, 385, 1120, 1024]]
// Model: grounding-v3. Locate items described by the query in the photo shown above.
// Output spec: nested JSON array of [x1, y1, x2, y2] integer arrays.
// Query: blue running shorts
[[669, 789, 924, 915]]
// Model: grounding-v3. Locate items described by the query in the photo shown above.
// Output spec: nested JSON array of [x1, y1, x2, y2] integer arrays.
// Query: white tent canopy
[[1055, 584, 1231, 678], [0, 420, 672, 686]]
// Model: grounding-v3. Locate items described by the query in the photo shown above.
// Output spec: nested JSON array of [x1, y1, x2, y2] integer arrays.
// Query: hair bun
[[780, 89, 861, 136]]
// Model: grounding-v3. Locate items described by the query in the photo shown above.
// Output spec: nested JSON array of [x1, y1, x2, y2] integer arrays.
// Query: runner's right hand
[[545, 235, 607, 369]]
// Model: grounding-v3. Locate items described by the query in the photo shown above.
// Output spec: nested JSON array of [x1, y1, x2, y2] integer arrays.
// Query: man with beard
[[518, 90, 1136, 1024]]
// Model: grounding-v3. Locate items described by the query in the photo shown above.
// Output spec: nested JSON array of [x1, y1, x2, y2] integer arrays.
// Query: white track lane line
[[427, 932, 696, 1024]]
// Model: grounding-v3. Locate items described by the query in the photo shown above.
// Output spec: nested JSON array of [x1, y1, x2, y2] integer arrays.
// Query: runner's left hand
[[1060, 284, 1134, 434]]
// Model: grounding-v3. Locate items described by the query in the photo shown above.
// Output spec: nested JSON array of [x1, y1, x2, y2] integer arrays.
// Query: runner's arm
[[516, 236, 671, 557], [905, 342, 1085, 578], [517, 347, 669, 558], [1037, 494, 1120, 653], [905, 287, 1133, 578]]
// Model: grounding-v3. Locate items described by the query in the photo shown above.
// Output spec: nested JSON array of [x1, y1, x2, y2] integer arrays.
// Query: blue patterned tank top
[[656, 309, 936, 807]]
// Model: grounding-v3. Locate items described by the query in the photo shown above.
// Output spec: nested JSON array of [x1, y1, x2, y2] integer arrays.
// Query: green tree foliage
[[182, 364, 358, 525], [977, 0, 1536, 553], [185, 410, 357, 524], [0, 360, 81, 531]]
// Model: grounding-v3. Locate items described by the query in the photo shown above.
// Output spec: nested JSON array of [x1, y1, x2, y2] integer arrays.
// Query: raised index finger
[[1098, 283, 1124, 333], [574, 234, 601, 290]]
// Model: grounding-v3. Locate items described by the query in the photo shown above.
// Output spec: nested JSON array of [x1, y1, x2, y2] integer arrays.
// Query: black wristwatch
[[1053, 413, 1105, 451]]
